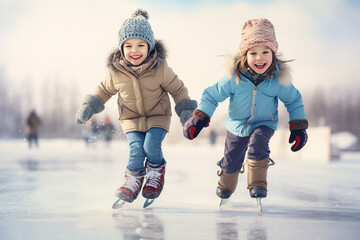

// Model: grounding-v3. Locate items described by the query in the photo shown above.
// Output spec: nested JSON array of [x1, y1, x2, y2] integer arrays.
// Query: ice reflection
[[247, 222, 267, 240], [20, 158, 39, 171], [113, 210, 165, 240], [216, 213, 267, 240], [216, 213, 238, 240]]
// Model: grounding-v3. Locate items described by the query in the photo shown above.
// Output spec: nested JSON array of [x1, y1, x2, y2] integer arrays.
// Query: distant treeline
[[0, 71, 359, 140], [303, 87, 360, 137], [0, 71, 121, 139], [0, 73, 81, 138]]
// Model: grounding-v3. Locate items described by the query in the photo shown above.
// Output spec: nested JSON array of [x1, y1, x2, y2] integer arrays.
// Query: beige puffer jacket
[[93, 40, 190, 133]]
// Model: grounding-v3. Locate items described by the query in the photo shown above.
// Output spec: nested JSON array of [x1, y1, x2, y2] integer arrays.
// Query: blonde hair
[[233, 50, 293, 84]]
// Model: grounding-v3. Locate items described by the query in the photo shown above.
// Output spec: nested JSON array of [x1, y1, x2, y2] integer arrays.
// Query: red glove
[[289, 120, 309, 152], [183, 109, 210, 140]]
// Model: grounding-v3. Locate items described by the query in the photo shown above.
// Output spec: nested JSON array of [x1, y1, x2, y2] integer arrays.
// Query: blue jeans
[[126, 127, 167, 175]]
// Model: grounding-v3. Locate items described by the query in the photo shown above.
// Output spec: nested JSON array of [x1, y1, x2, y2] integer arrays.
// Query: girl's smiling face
[[123, 38, 149, 66], [246, 45, 273, 74]]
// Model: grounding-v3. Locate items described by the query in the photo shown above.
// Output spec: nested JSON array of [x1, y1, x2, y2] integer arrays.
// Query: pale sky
[[1, 0, 359, 119]]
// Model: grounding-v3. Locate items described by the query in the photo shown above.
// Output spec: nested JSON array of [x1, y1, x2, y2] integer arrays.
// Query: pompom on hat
[[118, 9, 155, 53], [239, 18, 278, 56]]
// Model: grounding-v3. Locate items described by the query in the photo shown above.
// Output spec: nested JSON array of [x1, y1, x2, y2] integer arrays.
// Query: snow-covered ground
[[1, 139, 360, 240]]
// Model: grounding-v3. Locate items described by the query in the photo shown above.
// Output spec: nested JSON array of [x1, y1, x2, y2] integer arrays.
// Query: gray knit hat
[[118, 9, 155, 53]]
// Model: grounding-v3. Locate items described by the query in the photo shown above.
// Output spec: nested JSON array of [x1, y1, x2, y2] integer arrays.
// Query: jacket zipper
[[246, 86, 257, 135]]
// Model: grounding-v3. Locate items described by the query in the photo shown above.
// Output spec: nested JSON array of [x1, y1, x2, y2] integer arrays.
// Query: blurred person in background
[[90, 117, 101, 137], [209, 129, 217, 145], [25, 110, 41, 149], [101, 116, 116, 146]]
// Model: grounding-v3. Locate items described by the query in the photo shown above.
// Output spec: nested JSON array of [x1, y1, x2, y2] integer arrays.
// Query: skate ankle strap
[[268, 158, 275, 166]]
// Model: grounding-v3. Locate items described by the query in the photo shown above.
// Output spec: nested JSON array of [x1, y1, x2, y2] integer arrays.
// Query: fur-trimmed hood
[[227, 52, 292, 86], [106, 40, 167, 72]]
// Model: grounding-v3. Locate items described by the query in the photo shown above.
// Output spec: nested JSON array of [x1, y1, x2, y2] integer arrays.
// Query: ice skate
[[217, 170, 239, 206], [250, 187, 267, 212], [113, 172, 144, 209], [142, 164, 165, 207], [249, 187, 267, 198], [217, 187, 232, 206], [245, 158, 275, 212]]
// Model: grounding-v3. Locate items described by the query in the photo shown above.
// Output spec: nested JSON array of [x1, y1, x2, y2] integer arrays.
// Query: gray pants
[[217, 126, 274, 174]]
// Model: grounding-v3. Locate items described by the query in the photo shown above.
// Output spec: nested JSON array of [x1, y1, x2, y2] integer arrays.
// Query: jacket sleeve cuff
[[289, 120, 308, 131], [193, 109, 210, 121]]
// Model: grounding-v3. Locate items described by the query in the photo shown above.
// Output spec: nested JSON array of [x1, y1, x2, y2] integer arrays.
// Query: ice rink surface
[[1, 139, 360, 240]]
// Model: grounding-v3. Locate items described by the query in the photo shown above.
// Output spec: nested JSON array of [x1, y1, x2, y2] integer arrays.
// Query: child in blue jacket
[[183, 18, 308, 202]]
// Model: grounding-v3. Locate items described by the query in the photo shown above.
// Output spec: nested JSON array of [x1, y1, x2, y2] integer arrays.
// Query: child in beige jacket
[[75, 9, 197, 207]]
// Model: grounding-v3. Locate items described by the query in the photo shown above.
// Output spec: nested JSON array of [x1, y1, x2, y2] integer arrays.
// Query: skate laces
[[145, 168, 162, 188], [123, 175, 142, 193]]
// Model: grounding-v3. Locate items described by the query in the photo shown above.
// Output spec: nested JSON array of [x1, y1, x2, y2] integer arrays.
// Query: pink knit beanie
[[239, 18, 278, 56]]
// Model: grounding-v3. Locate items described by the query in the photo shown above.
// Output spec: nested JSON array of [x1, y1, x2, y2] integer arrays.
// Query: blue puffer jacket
[[197, 63, 306, 137]]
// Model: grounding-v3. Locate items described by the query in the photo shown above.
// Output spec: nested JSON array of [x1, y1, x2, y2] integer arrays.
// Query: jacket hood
[[107, 39, 167, 72], [227, 52, 292, 86]]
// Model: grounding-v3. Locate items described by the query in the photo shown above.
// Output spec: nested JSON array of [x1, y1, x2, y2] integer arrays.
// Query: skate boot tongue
[[145, 170, 162, 188], [142, 165, 165, 199]]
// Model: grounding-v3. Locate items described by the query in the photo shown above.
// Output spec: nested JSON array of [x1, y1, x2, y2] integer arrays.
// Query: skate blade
[[219, 198, 229, 206], [256, 198, 263, 213], [112, 199, 126, 209], [143, 198, 155, 208]]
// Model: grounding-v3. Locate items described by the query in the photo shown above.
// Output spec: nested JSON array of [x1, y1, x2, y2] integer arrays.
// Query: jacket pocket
[[120, 104, 124, 116], [269, 111, 274, 121], [119, 104, 141, 120], [159, 100, 170, 115]]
